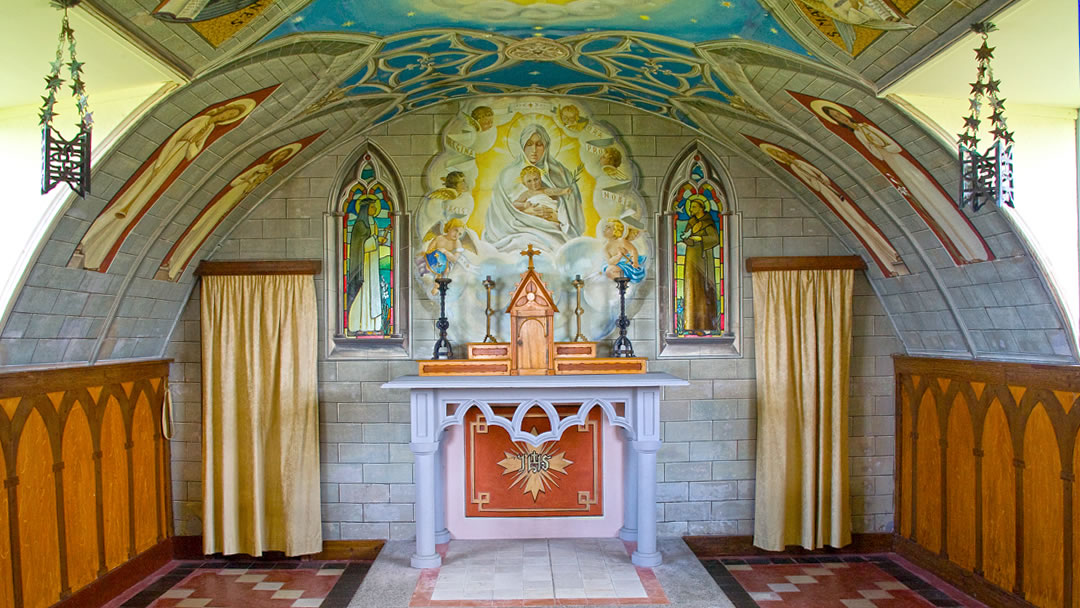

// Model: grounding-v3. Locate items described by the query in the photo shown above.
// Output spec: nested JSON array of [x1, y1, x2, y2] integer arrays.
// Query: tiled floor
[[103, 560, 372, 608], [699, 555, 987, 608], [409, 539, 667, 606], [99, 540, 990, 608]]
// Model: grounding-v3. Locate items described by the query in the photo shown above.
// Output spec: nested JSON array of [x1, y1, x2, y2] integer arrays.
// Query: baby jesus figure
[[513, 165, 569, 225]]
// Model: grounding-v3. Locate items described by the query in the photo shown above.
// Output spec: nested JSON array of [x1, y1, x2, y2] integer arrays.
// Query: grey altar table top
[[383, 371, 688, 389]]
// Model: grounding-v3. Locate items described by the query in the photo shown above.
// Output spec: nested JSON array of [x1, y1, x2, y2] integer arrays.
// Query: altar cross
[[520, 244, 542, 270]]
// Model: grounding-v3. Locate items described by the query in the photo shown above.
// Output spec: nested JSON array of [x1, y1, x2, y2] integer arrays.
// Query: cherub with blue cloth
[[602, 217, 646, 283]]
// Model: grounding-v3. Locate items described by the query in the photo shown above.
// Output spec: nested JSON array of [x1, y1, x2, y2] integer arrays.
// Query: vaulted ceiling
[[5, 0, 1077, 367]]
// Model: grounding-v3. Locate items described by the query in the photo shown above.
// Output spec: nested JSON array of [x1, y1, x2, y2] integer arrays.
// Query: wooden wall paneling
[[915, 389, 942, 552], [946, 392, 976, 570], [61, 402, 98, 593], [1057, 393, 1078, 608], [131, 388, 158, 553], [17, 406, 62, 608], [0, 360, 172, 607], [100, 395, 130, 571], [45, 391, 72, 599], [894, 357, 1080, 608], [1074, 424, 1080, 607], [151, 378, 170, 542], [898, 375, 915, 538], [120, 381, 138, 561], [0, 405, 13, 608], [965, 381, 988, 577], [1022, 405, 1064, 607], [982, 398, 1017, 593]]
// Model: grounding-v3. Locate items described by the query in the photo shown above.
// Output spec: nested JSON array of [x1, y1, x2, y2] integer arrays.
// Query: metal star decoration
[[40, 0, 92, 197], [957, 21, 1013, 210]]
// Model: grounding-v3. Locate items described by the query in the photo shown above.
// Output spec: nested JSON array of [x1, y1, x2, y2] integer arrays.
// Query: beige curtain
[[201, 274, 322, 556], [752, 269, 853, 551]]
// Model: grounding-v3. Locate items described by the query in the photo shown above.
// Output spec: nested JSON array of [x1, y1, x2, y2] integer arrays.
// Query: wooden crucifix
[[520, 244, 541, 269]]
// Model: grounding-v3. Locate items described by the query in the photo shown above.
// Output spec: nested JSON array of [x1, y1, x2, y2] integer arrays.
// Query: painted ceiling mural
[[414, 96, 651, 344]]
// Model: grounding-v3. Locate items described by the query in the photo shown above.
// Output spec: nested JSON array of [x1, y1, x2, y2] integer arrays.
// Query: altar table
[[383, 372, 688, 568]]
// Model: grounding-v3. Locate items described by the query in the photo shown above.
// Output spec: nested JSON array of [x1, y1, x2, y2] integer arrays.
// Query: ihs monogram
[[497, 439, 573, 501]]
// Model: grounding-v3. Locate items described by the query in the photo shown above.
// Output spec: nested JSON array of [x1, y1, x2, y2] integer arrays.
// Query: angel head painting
[[415, 96, 652, 344]]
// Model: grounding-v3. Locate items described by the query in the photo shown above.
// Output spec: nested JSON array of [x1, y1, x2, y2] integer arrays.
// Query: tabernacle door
[[516, 317, 550, 374]]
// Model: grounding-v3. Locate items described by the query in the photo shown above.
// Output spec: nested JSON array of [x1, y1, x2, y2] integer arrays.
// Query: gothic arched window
[[658, 143, 741, 357], [326, 143, 410, 357]]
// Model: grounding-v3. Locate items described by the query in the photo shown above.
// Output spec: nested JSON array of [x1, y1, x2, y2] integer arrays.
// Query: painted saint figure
[[484, 125, 584, 252], [73, 97, 256, 271], [345, 194, 388, 334], [754, 139, 908, 278], [680, 195, 720, 332], [156, 141, 305, 281], [799, 95, 993, 265], [794, 0, 911, 28]]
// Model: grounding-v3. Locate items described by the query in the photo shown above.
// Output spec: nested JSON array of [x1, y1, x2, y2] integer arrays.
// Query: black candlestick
[[433, 277, 453, 359], [612, 276, 634, 357]]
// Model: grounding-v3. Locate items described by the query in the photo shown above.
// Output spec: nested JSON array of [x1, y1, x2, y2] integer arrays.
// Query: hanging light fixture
[[957, 21, 1014, 211], [40, 0, 92, 197]]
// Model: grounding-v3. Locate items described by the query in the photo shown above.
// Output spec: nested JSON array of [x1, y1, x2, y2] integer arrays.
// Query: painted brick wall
[[165, 100, 901, 541]]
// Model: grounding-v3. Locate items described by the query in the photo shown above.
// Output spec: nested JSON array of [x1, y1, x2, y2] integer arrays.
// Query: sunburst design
[[497, 436, 574, 501]]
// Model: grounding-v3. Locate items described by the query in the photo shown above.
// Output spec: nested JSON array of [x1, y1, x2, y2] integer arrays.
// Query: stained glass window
[[341, 154, 395, 337], [672, 155, 727, 336]]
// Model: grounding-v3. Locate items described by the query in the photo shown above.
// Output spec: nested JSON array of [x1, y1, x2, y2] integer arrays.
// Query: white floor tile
[[252, 582, 284, 591]]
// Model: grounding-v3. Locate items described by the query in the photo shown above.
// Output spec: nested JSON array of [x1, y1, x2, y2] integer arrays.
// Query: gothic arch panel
[[1023, 405, 1064, 608], [61, 405, 97, 593], [914, 393, 941, 552], [945, 394, 975, 571], [981, 399, 1015, 592], [657, 142, 741, 358], [325, 141, 411, 359]]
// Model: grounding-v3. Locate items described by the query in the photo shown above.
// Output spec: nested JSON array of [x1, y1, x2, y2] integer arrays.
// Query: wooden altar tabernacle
[[418, 244, 647, 376]]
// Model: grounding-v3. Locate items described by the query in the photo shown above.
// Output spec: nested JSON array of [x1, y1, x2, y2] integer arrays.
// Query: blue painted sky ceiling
[[264, 0, 807, 51]]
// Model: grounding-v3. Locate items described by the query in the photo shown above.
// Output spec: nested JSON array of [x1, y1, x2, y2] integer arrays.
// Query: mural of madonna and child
[[413, 96, 652, 345]]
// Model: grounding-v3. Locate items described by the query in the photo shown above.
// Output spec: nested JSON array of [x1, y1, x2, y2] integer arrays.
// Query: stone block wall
[[165, 99, 901, 541]]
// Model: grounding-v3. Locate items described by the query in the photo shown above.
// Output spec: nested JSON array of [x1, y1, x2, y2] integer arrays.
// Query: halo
[[758, 142, 792, 164], [686, 193, 710, 212], [214, 98, 257, 125], [505, 113, 563, 162], [809, 99, 852, 125], [268, 143, 302, 165]]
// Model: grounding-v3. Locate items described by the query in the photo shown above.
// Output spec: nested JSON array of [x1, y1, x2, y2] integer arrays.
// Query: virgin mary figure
[[483, 125, 585, 252]]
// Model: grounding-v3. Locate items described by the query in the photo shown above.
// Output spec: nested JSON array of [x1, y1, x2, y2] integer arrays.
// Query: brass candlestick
[[572, 274, 587, 342], [482, 275, 497, 343]]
